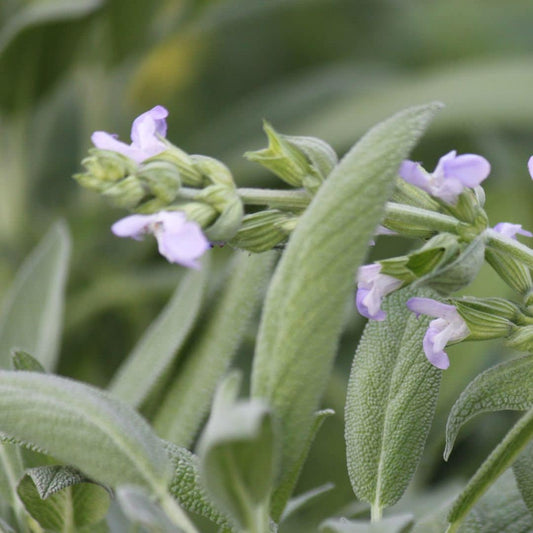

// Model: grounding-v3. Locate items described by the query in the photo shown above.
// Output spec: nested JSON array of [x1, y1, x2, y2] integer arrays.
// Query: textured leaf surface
[[0, 371, 170, 490], [154, 251, 276, 447], [447, 407, 533, 528], [165, 441, 233, 530], [445, 354, 533, 459], [0, 221, 70, 371], [513, 440, 533, 516], [109, 263, 209, 408], [251, 103, 441, 516], [17, 467, 110, 531], [345, 287, 441, 511]]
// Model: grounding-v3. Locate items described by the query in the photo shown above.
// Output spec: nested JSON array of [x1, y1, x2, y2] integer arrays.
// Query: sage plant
[[0, 102, 532, 532]]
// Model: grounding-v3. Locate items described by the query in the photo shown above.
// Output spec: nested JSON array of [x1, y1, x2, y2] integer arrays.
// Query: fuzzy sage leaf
[[445, 353, 533, 460], [513, 440, 533, 516], [0, 371, 170, 491], [109, 261, 209, 408], [0, 221, 70, 371], [345, 287, 441, 516], [251, 102, 442, 518]]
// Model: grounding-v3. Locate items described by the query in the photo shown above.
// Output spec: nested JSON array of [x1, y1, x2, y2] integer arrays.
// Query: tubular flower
[[356, 264, 403, 321], [407, 297, 469, 370], [492, 222, 533, 240], [399, 150, 490, 204], [111, 211, 210, 269], [92, 106, 169, 163]]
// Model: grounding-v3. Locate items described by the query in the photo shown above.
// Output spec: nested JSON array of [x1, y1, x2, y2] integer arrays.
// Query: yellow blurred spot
[[129, 31, 206, 106]]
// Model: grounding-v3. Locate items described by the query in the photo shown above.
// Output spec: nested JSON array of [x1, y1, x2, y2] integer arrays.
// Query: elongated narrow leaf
[[281, 483, 335, 523], [412, 470, 532, 533], [0, 371, 170, 491], [0, 443, 24, 505], [445, 354, 533, 459], [165, 442, 233, 530], [109, 262, 209, 408], [0, 221, 70, 371], [154, 251, 276, 447], [345, 287, 441, 512], [447, 407, 533, 528], [17, 466, 110, 531], [513, 441, 533, 516], [251, 103, 441, 518], [198, 375, 277, 532]]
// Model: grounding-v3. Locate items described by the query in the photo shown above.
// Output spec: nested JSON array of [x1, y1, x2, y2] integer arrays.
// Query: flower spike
[[112, 211, 210, 269], [407, 297, 469, 369]]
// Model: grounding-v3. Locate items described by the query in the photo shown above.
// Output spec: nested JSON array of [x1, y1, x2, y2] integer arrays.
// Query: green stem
[[237, 187, 312, 209], [370, 502, 382, 522], [485, 228, 533, 270]]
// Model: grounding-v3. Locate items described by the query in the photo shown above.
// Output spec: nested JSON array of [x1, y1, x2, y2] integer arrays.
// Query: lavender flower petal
[[493, 222, 533, 239]]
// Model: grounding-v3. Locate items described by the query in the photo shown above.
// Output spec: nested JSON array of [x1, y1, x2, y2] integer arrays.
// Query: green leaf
[[444, 354, 533, 460], [0, 0, 104, 112], [197, 374, 277, 532], [412, 470, 532, 533], [345, 287, 441, 515], [153, 251, 276, 447], [17, 466, 111, 531], [165, 441, 233, 530], [280, 483, 335, 523], [272, 409, 334, 520], [0, 221, 70, 371], [446, 407, 533, 530], [251, 102, 442, 518], [108, 262, 210, 409], [0, 443, 24, 508], [513, 440, 533, 516], [116, 485, 177, 533], [0, 371, 170, 491], [11, 350, 45, 373], [320, 513, 414, 533]]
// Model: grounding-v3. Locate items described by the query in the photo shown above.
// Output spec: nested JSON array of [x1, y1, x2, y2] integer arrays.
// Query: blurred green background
[[1, 0, 533, 529]]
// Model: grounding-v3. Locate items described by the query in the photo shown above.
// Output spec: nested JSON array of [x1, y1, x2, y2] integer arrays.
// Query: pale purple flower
[[492, 222, 533, 240], [92, 106, 169, 163], [399, 150, 490, 204], [407, 297, 469, 369], [112, 211, 210, 269], [528, 156, 533, 180], [356, 264, 403, 321]]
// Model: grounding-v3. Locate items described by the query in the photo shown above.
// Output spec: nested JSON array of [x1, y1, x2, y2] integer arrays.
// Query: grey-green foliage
[[445, 353, 533, 459], [17, 466, 111, 532], [154, 250, 276, 447], [165, 441, 233, 530], [345, 287, 441, 512], [320, 513, 414, 533], [446, 407, 533, 529], [0, 371, 170, 491], [11, 350, 45, 373], [0, 221, 70, 371], [280, 483, 335, 524], [109, 261, 210, 409], [251, 102, 442, 518], [197, 373, 276, 531], [513, 440, 533, 516], [412, 470, 532, 533]]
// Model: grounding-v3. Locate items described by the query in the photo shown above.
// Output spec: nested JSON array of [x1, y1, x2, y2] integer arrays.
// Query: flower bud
[[244, 121, 336, 192], [137, 159, 181, 203], [230, 210, 297, 252], [506, 324, 533, 352], [192, 155, 234, 188], [101, 175, 147, 209], [451, 297, 518, 340], [196, 184, 244, 241], [156, 144, 204, 187], [178, 201, 218, 228], [415, 236, 485, 295], [485, 248, 533, 297], [391, 178, 440, 211]]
